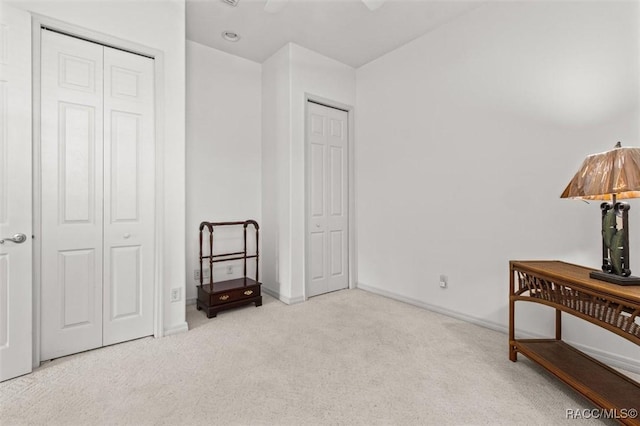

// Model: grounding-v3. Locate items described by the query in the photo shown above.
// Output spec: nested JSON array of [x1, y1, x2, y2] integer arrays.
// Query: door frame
[[31, 15, 166, 367], [304, 94, 356, 299]]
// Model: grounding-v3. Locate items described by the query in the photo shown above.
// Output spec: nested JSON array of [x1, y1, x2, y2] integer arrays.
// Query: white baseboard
[[356, 282, 507, 333], [186, 297, 197, 306], [163, 321, 188, 336], [289, 295, 305, 304], [262, 286, 305, 305], [356, 281, 640, 375]]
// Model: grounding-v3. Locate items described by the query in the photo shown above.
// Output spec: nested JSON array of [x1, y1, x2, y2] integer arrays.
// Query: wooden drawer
[[210, 285, 260, 306], [196, 278, 262, 318]]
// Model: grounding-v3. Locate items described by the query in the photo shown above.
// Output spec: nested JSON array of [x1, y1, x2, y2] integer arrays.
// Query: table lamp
[[561, 142, 640, 285]]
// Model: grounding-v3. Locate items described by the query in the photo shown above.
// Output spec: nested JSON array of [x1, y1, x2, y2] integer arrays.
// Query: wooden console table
[[510, 260, 640, 425]]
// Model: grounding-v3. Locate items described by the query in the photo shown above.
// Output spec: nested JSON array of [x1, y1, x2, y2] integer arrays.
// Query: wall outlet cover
[[170, 288, 181, 302], [195, 269, 210, 281], [439, 274, 448, 288]]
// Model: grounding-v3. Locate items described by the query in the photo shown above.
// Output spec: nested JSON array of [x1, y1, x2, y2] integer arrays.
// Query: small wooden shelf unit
[[196, 220, 262, 318], [509, 260, 640, 425]]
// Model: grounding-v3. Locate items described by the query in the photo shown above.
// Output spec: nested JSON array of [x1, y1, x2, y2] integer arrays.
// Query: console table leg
[[509, 266, 517, 362], [509, 299, 517, 361], [555, 309, 562, 341]]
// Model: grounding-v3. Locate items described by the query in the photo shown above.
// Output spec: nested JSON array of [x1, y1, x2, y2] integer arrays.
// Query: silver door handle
[[0, 233, 27, 244]]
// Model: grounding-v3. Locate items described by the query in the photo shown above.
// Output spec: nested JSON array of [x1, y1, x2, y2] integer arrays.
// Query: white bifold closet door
[[40, 30, 155, 361], [307, 102, 349, 298]]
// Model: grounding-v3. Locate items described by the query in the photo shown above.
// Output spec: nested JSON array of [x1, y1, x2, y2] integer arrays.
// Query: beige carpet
[[0, 289, 627, 425]]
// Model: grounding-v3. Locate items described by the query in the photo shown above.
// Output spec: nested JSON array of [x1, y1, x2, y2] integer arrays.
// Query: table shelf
[[510, 260, 640, 426]]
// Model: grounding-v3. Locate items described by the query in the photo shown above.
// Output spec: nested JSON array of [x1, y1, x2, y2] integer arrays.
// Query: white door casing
[[0, 2, 33, 382], [307, 101, 349, 298], [40, 30, 155, 361]]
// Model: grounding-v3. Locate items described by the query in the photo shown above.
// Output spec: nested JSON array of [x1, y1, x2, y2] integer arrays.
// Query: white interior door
[[0, 3, 33, 382], [40, 30, 155, 361], [307, 102, 349, 298], [103, 46, 155, 346], [40, 30, 104, 360]]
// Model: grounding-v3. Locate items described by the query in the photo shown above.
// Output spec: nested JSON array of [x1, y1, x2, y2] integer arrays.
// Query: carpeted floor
[[0, 289, 630, 425]]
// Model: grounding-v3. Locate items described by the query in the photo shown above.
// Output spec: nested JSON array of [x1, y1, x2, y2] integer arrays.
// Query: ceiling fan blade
[[361, 0, 385, 11], [264, 0, 289, 14]]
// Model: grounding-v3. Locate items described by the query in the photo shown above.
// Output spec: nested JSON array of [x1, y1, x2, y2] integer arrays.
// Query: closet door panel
[[40, 30, 104, 361], [109, 246, 141, 320], [102, 47, 155, 346], [110, 111, 140, 222], [59, 102, 96, 222]]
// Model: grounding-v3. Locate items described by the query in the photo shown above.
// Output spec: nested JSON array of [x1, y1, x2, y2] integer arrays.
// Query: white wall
[[261, 45, 292, 301], [185, 41, 262, 302], [261, 43, 356, 303], [10, 0, 187, 335], [355, 1, 640, 368], [289, 44, 356, 301]]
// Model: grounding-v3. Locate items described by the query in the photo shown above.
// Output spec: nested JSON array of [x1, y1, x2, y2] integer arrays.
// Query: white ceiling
[[186, 0, 484, 68]]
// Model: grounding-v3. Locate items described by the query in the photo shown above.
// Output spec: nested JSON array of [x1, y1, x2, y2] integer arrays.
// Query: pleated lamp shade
[[560, 143, 640, 201]]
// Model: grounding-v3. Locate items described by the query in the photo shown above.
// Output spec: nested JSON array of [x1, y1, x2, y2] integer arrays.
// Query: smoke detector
[[222, 31, 241, 42], [220, 0, 239, 7]]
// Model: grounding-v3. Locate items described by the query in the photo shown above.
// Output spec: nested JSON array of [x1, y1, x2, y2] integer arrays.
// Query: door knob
[[315, 224, 320, 228], [123, 233, 131, 239], [0, 233, 27, 244]]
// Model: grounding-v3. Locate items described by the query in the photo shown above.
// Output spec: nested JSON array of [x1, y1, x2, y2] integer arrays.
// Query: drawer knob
[[219, 295, 230, 301], [244, 290, 253, 296]]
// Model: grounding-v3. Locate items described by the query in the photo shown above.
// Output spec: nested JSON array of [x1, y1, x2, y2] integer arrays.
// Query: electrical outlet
[[170, 288, 181, 302], [439, 274, 448, 289], [226, 265, 233, 275], [195, 269, 211, 281]]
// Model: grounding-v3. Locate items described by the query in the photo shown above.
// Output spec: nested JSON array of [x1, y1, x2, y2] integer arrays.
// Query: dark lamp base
[[589, 271, 640, 286]]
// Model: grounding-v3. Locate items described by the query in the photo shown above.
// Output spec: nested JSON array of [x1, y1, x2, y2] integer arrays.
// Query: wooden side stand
[[196, 220, 262, 318], [509, 260, 640, 425]]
